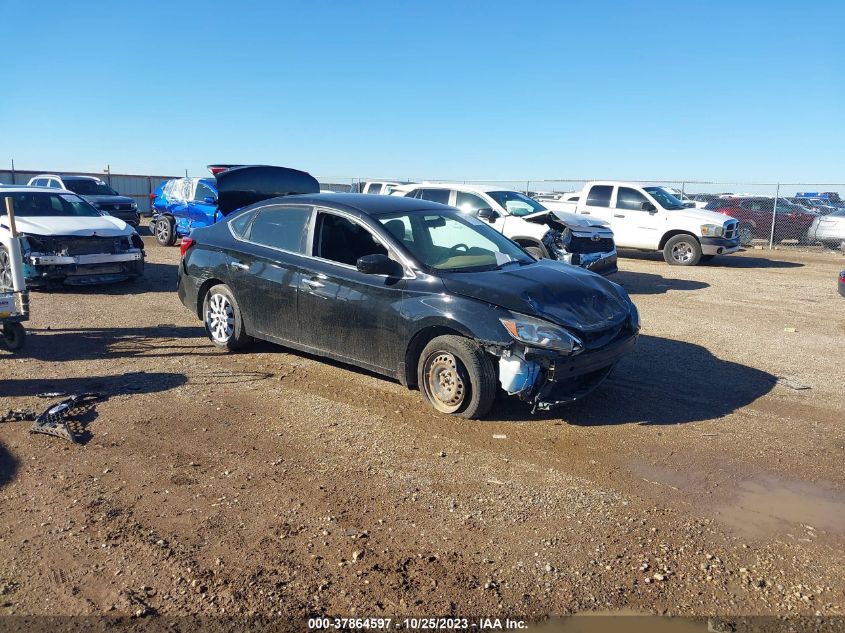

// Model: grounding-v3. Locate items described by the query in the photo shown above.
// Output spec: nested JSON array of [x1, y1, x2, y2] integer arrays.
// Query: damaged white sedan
[[0, 187, 144, 288]]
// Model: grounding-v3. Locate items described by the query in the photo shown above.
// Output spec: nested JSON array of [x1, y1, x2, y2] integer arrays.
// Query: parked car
[[653, 186, 707, 209], [703, 197, 818, 245], [359, 181, 409, 195], [544, 181, 740, 265], [0, 187, 144, 287], [392, 183, 617, 275], [151, 177, 219, 245], [839, 270, 845, 298], [27, 174, 140, 227], [178, 166, 640, 418], [807, 208, 845, 248]]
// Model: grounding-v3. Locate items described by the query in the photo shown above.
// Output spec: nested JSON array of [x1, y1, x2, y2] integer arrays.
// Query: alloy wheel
[[0, 249, 12, 289], [206, 293, 235, 343], [671, 241, 694, 263], [156, 218, 171, 242]]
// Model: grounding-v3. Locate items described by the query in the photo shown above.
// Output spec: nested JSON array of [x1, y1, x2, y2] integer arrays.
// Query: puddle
[[715, 475, 845, 539]]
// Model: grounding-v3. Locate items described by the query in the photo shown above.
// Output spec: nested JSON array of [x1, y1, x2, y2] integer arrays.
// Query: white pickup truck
[[543, 181, 741, 265]]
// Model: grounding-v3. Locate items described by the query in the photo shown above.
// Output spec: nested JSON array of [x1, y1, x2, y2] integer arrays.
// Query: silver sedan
[[808, 209, 845, 247]]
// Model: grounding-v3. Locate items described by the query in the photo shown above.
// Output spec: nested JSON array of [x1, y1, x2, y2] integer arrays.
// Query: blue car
[[152, 177, 219, 246]]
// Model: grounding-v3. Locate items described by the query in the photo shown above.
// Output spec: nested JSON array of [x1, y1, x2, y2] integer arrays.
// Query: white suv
[[393, 183, 617, 275]]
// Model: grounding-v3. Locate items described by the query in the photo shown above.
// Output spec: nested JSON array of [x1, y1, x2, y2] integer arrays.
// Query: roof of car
[[0, 186, 73, 194], [274, 192, 455, 216], [393, 182, 525, 195]]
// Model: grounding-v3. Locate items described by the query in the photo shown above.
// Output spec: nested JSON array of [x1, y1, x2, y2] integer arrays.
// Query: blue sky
[[1, 0, 843, 183]]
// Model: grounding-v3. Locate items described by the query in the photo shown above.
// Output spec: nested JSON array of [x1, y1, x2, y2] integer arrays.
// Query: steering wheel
[[448, 243, 469, 254]]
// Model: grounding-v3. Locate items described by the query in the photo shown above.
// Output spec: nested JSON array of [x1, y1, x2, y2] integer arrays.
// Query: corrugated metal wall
[[0, 169, 178, 214]]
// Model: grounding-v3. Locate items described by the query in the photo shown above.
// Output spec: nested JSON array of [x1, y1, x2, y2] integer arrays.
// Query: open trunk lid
[[215, 165, 320, 216]]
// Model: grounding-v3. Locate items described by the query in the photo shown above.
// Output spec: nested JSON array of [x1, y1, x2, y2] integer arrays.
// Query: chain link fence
[[316, 178, 845, 251]]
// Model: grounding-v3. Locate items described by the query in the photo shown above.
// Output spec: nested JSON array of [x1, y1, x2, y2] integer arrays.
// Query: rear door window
[[585, 185, 612, 207], [417, 189, 451, 205], [246, 205, 312, 253]]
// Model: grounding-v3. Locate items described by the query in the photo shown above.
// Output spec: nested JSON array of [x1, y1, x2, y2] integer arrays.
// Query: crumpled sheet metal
[[30, 393, 102, 443]]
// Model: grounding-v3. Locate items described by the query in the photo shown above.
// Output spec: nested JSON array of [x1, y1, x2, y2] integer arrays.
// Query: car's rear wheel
[[418, 335, 497, 419], [202, 284, 251, 351], [155, 216, 177, 246], [2, 323, 25, 351], [663, 234, 702, 266], [0, 247, 13, 290]]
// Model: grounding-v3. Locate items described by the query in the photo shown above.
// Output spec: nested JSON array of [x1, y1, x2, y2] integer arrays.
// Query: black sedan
[[177, 169, 639, 418]]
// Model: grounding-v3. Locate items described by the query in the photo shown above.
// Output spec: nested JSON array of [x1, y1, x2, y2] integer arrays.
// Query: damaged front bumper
[[497, 328, 638, 412], [542, 230, 618, 275], [23, 250, 144, 286]]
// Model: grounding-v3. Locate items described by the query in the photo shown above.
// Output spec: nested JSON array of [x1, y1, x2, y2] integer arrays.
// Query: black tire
[[738, 224, 754, 246], [663, 234, 702, 266], [700, 254, 715, 263], [154, 215, 177, 246], [2, 323, 26, 351], [202, 284, 252, 351], [524, 246, 545, 260], [417, 335, 497, 419], [0, 247, 12, 290]]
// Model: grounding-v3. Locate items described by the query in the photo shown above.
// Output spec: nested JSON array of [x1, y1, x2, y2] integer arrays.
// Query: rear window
[[246, 205, 312, 253], [418, 189, 450, 205], [585, 185, 612, 207]]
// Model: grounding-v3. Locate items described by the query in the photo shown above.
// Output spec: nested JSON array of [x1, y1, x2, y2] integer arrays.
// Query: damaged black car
[[178, 166, 639, 418]]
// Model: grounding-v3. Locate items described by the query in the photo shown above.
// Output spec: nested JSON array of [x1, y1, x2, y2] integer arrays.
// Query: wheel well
[[403, 325, 465, 388], [658, 230, 700, 250], [195, 278, 225, 318]]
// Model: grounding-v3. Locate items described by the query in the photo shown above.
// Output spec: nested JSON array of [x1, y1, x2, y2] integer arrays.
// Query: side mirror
[[356, 253, 403, 276], [477, 207, 500, 222], [203, 196, 217, 204], [641, 201, 657, 212]]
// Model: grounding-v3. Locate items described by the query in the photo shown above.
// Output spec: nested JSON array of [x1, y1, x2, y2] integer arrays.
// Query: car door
[[186, 180, 218, 230], [579, 184, 614, 224], [611, 186, 662, 249], [453, 189, 511, 235], [297, 209, 406, 374], [168, 178, 193, 235], [228, 204, 313, 341]]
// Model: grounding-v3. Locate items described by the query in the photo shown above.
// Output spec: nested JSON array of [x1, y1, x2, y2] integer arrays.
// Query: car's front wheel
[[663, 234, 702, 266], [0, 247, 13, 290], [2, 323, 25, 351], [202, 284, 252, 351], [155, 216, 177, 246], [418, 335, 497, 419]]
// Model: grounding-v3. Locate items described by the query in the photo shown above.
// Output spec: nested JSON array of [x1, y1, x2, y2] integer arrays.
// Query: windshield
[[377, 210, 534, 271], [643, 186, 685, 210], [63, 179, 119, 196], [0, 192, 102, 218], [486, 191, 546, 216]]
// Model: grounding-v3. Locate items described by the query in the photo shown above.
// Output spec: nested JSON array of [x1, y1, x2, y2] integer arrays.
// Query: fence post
[[768, 183, 780, 249]]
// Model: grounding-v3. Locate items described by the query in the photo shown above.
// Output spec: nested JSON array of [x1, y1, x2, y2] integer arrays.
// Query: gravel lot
[[1, 224, 844, 622]]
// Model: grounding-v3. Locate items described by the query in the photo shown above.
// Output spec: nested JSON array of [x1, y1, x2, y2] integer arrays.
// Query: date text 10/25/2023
[[307, 617, 528, 630]]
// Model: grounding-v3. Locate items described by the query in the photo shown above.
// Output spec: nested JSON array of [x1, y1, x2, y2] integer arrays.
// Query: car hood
[[83, 194, 135, 206], [1, 214, 134, 237], [441, 260, 631, 332], [672, 207, 740, 224], [523, 209, 611, 229]]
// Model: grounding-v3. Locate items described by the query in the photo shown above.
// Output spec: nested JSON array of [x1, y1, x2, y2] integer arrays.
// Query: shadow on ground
[[0, 371, 189, 399], [0, 442, 17, 488], [613, 271, 708, 294], [488, 334, 776, 426], [9, 325, 209, 361], [618, 249, 804, 269]]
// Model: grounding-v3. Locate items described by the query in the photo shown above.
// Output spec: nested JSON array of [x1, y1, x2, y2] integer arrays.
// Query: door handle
[[230, 262, 249, 270], [303, 278, 325, 289], [613, 214, 626, 218], [581, 211, 590, 215]]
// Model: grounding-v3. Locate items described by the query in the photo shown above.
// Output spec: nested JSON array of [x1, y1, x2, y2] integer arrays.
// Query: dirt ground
[[1, 223, 844, 625]]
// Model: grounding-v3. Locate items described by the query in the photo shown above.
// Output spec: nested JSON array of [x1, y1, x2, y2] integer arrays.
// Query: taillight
[[180, 237, 195, 258]]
